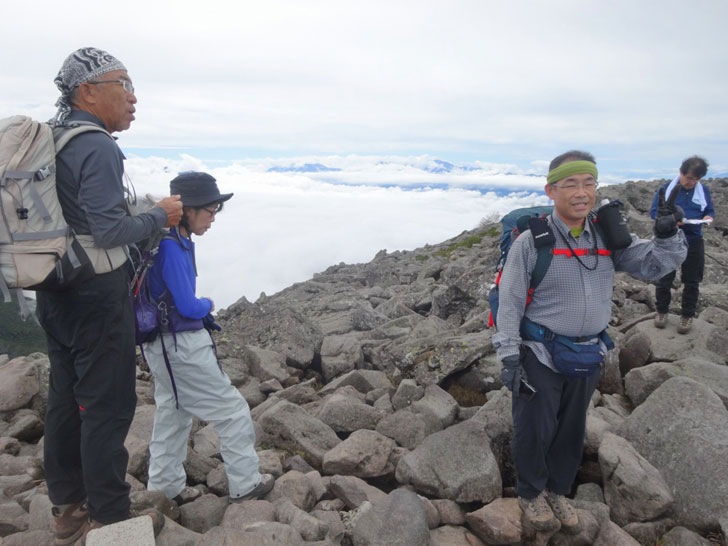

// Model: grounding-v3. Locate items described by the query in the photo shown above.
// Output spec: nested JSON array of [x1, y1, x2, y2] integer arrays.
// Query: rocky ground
[[1, 178, 727, 546]]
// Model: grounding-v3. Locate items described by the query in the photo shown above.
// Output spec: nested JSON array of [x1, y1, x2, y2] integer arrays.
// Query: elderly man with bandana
[[492, 150, 686, 533], [37, 47, 182, 544]]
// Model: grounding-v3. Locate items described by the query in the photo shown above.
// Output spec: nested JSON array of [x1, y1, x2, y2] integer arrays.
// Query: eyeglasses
[[552, 180, 599, 191], [86, 79, 135, 94], [202, 204, 222, 215]]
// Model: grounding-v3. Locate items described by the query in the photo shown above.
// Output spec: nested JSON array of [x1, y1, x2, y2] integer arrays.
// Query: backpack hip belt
[[520, 317, 615, 352], [75, 234, 129, 274]]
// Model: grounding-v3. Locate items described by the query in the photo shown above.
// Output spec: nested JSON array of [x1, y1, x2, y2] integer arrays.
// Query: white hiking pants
[[143, 329, 261, 499]]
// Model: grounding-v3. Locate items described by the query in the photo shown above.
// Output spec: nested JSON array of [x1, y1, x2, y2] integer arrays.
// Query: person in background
[[651, 156, 715, 333], [493, 150, 686, 533], [39, 47, 182, 545], [142, 171, 274, 506]]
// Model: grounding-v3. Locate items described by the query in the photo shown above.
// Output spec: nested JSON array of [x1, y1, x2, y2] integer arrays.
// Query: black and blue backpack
[[487, 206, 554, 328]]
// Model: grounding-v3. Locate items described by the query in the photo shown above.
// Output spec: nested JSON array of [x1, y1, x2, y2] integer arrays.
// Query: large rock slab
[[320, 334, 364, 382], [395, 420, 501, 503], [322, 430, 396, 478], [620, 376, 728, 531], [257, 400, 341, 467], [348, 488, 430, 546], [201, 521, 304, 545], [630, 318, 728, 365], [397, 330, 493, 386], [598, 432, 673, 525], [624, 357, 728, 408], [316, 394, 381, 433], [124, 404, 156, 480], [216, 299, 323, 369], [0, 357, 40, 411]]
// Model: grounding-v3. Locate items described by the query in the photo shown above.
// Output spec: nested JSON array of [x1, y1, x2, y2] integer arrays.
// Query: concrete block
[[86, 515, 155, 546]]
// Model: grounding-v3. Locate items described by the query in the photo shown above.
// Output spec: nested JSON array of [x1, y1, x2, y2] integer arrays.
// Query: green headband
[[547, 161, 598, 184]]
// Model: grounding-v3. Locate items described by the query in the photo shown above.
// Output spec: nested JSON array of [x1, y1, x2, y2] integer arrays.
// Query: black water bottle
[[596, 199, 632, 250]]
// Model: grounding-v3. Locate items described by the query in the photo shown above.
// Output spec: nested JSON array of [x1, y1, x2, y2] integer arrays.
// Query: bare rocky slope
[[1, 178, 727, 546]]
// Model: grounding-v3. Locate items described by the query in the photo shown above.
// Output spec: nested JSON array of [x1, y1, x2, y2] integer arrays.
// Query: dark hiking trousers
[[511, 347, 600, 499], [37, 267, 136, 524], [655, 237, 704, 317]]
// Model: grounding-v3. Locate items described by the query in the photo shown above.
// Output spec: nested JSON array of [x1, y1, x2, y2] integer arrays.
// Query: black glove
[[654, 186, 685, 238], [203, 313, 222, 332], [500, 355, 525, 393]]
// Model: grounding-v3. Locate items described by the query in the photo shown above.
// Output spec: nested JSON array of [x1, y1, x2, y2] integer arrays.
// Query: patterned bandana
[[53, 47, 127, 123]]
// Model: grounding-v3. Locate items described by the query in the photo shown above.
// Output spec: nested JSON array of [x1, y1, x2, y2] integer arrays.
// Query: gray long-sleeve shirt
[[55, 110, 167, 249], [492, 211, 687, 369]]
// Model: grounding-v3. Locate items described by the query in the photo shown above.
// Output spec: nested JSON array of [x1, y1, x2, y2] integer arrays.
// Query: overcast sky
[[3, 0, 727, 309], [3, 0, 727, 176]]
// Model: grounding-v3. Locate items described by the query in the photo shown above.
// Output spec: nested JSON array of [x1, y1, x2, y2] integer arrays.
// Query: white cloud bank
[[125, 155, 552, 309]]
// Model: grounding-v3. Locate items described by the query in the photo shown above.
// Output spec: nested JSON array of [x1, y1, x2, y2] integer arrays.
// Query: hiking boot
[[677, 316, 693, 334], [229, 473, 275, 503], [518, 491, 556, 531], [51, 501, 88, 545], [545, 491, 579, 530], [654, 312, 668, 329], [172, 486, 202, 506]]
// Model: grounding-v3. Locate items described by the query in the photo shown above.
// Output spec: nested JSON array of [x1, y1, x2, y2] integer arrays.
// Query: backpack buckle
[[35, 166, 55, 181]]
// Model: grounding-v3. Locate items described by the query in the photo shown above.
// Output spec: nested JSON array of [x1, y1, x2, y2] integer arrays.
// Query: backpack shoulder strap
[[527, 216, 555, 290], [52, 122, 113, 153]]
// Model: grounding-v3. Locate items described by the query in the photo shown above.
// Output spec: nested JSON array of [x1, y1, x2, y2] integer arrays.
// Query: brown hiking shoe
[[519, 492, 556, 530], [654, 312, 668, 329], [229, 473, 275, 503], [677, 316, 693, 334], [50, 501, 88, 545], [545, 491, 579, 530]]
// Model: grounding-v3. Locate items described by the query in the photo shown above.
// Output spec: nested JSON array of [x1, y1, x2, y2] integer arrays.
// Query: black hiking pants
[[511, 347, 600, 499], [37, 267, 136, 524], [655, 237, 704, 318]]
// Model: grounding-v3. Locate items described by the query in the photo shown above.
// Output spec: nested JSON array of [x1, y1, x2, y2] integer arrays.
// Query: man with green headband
[[492, 150, 687, 533]]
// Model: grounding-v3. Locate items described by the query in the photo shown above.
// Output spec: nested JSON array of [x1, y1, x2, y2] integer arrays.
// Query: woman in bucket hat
[[142, 171, 274, 504]]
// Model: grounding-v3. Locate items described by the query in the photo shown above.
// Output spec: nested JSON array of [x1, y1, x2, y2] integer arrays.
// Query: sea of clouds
[[125, 153, 628, 310]]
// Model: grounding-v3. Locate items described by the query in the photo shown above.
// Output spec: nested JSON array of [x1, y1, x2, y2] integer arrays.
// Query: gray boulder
[[375, 410, 432, 450], [409, 384, 459, 429], [178, 493, 229, 533], [240, 345, 289, 384], [390, 378, 424, 410], [320, 334, 364, 382], [395, 420, 501, 503], [398, 330, 493, 386], [201, 521, 304, 545], [348, 488, 430, 546], [598, 432, 673, 525], [328, 475, 387, 509], [0, 357, 40, 411], [660, 526, 712, 546], [624, 357, 728, 408], [257, 400, 341, 467], [316, 394, 381, 433], [322, 430, 396, 478], [216, 299, 323, 369], [630, 317, 728, 365], [318, 369, 393, 396], [124, 404, 156, 480], [620, 376, 728, 531]]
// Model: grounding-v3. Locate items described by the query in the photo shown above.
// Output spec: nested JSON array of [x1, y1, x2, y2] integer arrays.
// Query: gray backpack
[[0, 115, 109, 317]]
